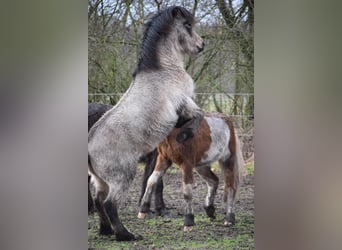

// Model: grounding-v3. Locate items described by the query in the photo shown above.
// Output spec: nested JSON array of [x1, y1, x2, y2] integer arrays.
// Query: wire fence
[[88, 93, 254, 135], [88, 93, 254, 161]]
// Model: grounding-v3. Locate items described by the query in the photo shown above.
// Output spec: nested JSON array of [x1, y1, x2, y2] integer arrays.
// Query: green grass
[[88, 211, 254, 250], [90, 162, 254, 249], [245, 162, 254, 175]]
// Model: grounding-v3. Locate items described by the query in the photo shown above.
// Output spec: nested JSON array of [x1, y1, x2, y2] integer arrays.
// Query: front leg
[[138, 156, 172, 219], [139, 150, 158, 206], [176, 97, 204, 143]]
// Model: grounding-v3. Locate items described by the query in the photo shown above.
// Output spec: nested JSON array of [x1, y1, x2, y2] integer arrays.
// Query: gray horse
[[88, 6, 205, 241]]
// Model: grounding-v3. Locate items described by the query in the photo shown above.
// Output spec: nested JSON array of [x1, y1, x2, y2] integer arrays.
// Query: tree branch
[[215, 0, 235, 28]]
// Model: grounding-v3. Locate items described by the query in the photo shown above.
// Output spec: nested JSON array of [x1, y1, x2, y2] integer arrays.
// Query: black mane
[[133, 6, 195, 77]]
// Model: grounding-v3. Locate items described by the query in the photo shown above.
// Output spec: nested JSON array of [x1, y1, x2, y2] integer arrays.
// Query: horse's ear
[[171, 6, 182, 18]]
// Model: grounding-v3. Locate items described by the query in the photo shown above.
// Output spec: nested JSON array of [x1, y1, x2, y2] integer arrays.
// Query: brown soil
[[88, 165, 254, 249]]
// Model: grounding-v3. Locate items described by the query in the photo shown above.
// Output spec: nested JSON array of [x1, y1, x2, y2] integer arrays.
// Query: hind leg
[[195, 166, 219, 220], [88, 175, 95, 214], [220, 156, 239, 226], [103, 193, 139, 241], [154, 177, 169, 216], [91, 159, 140, 241], [138, 155, 172, 219], [104, 160, 143, 241], [181, 164, 195, 232], [90, 174, 113, 235]]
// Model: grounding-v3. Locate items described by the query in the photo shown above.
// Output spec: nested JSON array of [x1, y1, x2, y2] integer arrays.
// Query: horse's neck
[[158, 41, 185, 70]]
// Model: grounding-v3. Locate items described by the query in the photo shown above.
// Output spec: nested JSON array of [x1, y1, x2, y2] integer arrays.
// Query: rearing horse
[[88, 6, 204, 241]]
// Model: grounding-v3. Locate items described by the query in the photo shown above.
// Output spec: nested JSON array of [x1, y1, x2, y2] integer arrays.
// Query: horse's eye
[[184, 22, 192, 30]]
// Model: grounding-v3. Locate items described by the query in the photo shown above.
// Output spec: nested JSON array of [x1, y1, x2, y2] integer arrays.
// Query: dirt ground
[[88, 164, 254, 250]]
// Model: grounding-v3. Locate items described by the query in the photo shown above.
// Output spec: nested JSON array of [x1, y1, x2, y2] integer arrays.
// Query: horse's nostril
[[197, 45, 204, 52]]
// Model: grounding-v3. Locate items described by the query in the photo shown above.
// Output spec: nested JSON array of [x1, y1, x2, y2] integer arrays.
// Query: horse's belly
[[196, 145, 231, 167]]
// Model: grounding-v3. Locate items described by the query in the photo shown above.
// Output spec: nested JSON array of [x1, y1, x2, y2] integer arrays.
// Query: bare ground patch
[[88, 165, 254, 249]]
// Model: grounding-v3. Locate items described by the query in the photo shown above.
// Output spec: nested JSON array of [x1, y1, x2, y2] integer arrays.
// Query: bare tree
[[88, 0, 254, 123]]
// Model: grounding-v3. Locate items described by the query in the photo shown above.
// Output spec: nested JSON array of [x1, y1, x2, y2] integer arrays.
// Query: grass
[[245, 162, 254, 175], [90, 163, 254, 249], [88, 211, 254, 250]]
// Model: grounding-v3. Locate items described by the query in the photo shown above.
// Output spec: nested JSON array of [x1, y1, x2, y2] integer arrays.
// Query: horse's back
[[196, 114, 231, 165], [160, 113, 232, 167]]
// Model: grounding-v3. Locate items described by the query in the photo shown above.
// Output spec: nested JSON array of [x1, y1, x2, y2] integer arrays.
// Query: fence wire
[[88, 93, 254, 160]]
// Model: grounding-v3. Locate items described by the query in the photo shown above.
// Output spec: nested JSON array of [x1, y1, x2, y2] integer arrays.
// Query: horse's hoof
[[137, 212, 147, 219], [134, 234, 143, 241], [99, 225, 114, 235], [156, 208, 172, 218], [184, 213, 195, 227], [115, 232, 142, 241], [224, 221, 234, 226], [224, 213, 235, 226], [204, 205, 216, 219], [183, 226, 193, 232]]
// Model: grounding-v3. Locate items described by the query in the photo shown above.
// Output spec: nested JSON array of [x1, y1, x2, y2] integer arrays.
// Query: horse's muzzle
[[197, 41, 205, 52]]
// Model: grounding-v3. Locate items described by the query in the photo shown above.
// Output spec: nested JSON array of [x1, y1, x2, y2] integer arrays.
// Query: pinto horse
[[88, 6, 204, 241], [138, 112, 244, 231]]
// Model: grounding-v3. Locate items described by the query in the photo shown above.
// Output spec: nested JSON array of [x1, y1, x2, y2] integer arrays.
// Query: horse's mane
[[133, 6, 195, 77]]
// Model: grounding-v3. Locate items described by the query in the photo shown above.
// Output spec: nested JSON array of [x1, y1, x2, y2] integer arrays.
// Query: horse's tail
[[220, 113, 245, 189], [234, 131, 245, 192]]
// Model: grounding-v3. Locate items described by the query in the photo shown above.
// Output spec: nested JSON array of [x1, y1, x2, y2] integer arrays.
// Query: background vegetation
[[88, 0, 253, 122]]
